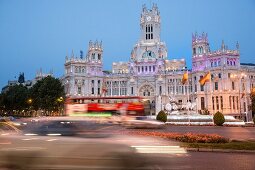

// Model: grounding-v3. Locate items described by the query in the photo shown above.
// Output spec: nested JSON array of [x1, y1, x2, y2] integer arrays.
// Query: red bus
[[65, 96, 148, 117]]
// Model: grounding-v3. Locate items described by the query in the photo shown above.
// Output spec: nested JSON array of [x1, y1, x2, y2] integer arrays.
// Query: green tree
[[156, 110, 167, 123], [213, 111, 225, 126], [29, 76, 65, 115], [1, 85, 29, 116], [250, 90, 255, 118]]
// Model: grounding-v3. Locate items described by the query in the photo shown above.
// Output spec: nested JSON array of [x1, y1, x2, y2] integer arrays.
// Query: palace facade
[[63, 4, 255, 121]]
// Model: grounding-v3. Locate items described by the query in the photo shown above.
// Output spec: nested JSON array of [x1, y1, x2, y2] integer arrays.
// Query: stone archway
[[139, 84, 155, 97], [139, 84, 156, 115]]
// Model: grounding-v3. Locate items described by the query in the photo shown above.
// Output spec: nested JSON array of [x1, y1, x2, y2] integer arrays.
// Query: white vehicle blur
[[123, 116, 165, 129], [0, 118, 149, 170]]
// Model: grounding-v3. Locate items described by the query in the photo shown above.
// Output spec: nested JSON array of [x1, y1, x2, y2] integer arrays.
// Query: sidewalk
[[185, 147, 255, 153]]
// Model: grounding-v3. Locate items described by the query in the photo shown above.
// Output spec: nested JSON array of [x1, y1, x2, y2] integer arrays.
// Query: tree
[[213, 111, 225, 126], [29, 76, 65, 115], [250, 89, 255, 118], [0, 85, 29, 116], [156, 110, 167, 123]]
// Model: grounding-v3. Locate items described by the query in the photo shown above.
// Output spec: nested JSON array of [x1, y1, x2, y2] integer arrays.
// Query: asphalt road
[[2, 119, 255, 169], [144, 152, 255, 170]]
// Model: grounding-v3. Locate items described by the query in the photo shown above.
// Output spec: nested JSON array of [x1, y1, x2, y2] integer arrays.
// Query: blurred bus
[[65, 96, 148, 117]]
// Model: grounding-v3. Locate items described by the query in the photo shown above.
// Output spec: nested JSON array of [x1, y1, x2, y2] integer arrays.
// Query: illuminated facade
[[63, 4, 255, 120]]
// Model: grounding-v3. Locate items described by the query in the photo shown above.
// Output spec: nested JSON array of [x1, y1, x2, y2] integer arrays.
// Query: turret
[[87, 40, 103, 63], [192, 32, 210, 56]]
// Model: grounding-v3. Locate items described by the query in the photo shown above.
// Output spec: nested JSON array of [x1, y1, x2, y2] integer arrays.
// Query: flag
[[199, 72, 211, 86], [101, 80, 108, 95], [241, 92, 245, 98], [252, 87, 255, 93], [182, 72, 188, 85]]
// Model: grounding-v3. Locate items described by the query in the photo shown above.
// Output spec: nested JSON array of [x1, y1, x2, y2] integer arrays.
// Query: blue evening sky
[[1, 0, 255, 89]]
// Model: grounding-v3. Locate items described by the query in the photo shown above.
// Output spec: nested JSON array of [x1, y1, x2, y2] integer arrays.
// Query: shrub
[[156, 110, 167, 123], [213, 111, 225, 126], [129, 131, 229, 143]]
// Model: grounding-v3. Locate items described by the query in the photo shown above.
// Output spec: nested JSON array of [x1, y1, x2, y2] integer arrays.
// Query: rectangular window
[[200, 85, 204, 91], [98, 88, 100, 95], [229, 96, 232, 109], [159, 86, 162, 95], [216, 96, 219, 110], [236, 96, 239, 110], [244, 102, 246, 112], [131, 87, 133, 95], [232, 82, 235, 90], [195, 85, 197, 92], [215, 82, 218, 90], [212, 97, 215, 110], [151, 33, 153, 39], [233, 97, 235, 109], [92, 87, 94, 94], [201, 97, 205, 110], [218, 73, 222, 78], [78, 87, 81, 95], [220, 96, 223, 110]]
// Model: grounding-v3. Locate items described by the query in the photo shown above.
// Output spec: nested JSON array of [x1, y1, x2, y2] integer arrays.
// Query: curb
[[185, 147, 255, 153]]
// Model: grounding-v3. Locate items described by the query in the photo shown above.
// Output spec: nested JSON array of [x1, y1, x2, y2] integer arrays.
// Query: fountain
[[160, 96, 245, 126]]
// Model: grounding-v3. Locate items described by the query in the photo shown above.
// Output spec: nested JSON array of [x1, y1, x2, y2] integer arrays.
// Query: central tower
[[131, 3, 167, 62], [140, 4, 161, 43]]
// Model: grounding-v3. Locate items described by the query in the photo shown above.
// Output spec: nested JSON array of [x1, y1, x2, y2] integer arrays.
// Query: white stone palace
[[63, 4, 255, 121]]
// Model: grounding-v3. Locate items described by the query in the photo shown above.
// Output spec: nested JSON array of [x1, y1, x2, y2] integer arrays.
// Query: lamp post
[[231, 72, 247, 120], [27, 98, 33, 117], [240, 73, 247, 121], [57, 97, 64, 116]]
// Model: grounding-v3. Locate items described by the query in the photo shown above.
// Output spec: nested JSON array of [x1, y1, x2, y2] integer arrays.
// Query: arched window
[[142, 50, 156, 58], [193, 48, 196, 55]]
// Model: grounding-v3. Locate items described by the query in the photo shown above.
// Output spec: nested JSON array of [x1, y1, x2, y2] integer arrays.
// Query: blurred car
[[0, 118, 147, 170], [123, 116, 165, 129]]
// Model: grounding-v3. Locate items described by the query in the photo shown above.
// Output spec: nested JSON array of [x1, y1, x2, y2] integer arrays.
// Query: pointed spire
[[221, 40, 225, 51], [71, 49, 74, 58], [236, 41, 239, 50]]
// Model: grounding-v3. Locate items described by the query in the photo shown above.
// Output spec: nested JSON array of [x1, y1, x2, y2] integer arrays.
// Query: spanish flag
[[241, 92, 245, 98], [101, 80, 108, 95], [199, 72, 211, 86], [252, 87, 255, 93], [182, 72, 188, 85]]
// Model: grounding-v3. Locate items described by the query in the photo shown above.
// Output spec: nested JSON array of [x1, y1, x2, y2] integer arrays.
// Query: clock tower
[[140, 3, 161, 43], [130, 3, 167, 62]]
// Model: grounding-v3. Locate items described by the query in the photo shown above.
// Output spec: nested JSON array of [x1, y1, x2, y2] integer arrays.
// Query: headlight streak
[[131, 145, 187, 154]]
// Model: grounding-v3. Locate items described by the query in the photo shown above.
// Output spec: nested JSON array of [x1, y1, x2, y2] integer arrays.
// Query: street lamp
[[27, 98, 33, 116], [240, 73, 247, 121], [57, 97, 64, 116], [231, 73, 247, 121]]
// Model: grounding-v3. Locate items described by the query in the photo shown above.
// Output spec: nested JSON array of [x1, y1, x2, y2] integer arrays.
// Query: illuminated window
[[201, 97, 205, 110]]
